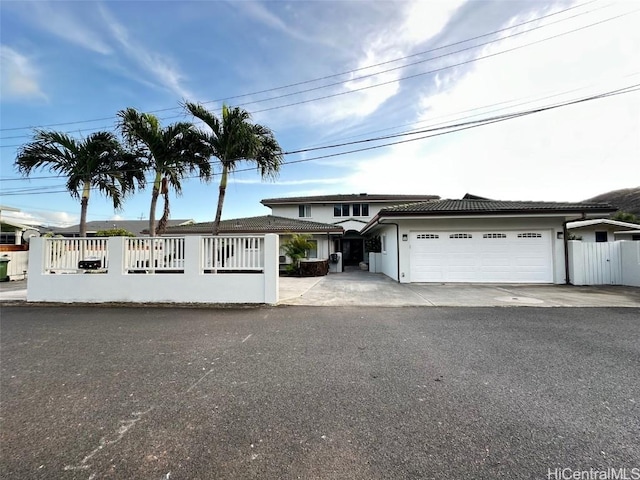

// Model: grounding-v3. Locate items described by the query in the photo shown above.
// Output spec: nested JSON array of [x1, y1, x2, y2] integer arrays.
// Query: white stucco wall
[[27, 235, 279, 304], [268, 202, 405, 228], [569, 225, 630, 242], [376, 217, 566, 284], [377, 224, 399, 281]]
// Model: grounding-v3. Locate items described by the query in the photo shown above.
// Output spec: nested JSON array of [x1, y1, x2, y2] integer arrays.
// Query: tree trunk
[[79, 181, 90, 238], [156, 178, 170, 236], [148, 171, 162, 237], [212, 165, 228, 236]]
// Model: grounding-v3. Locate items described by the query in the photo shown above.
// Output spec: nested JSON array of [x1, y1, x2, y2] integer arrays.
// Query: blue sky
[[1, 0, 639, 227]]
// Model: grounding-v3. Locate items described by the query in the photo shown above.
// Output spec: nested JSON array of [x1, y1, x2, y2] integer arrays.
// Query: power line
[[0, 0, 604, 136], [2, 82, 637, 196]]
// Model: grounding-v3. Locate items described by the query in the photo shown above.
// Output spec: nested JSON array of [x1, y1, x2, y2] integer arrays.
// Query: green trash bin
[[0, 256, 10, 282]]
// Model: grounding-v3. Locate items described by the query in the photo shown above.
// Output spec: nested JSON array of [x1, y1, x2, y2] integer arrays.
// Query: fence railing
[[125, 237, 185, 272], [41, 236, 265, 274], [44, 238, 109, 273], [201, 236, 264, 272]]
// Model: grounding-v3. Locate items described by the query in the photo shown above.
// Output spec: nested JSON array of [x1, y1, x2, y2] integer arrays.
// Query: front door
[[342, 239, 364, 266]]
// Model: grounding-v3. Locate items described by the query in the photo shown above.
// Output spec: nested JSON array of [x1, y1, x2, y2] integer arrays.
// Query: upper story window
[[352, 203, 369, 217], [334, 204, 350, 217], [298, 204, 312, 218]]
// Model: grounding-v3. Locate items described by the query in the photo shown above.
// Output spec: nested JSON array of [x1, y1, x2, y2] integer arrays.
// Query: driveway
[[279, 269, 640, 307], [1, 305, 639, 479]]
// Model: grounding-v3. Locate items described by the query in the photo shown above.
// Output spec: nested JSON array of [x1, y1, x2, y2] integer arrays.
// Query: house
[[566, 219, 640, 242], [360, 198, 616, 284], [47, 219, 194, 237], [164, 215, 343, 270], [261, 193, 439, 266], [0, 206, 40, 246]]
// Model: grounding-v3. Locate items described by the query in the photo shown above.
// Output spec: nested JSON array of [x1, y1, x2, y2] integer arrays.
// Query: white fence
[[568, 240, 640, 286], [28, 235, 279, 304], [1, 250, 29, 280], [45, 237, 109, 273]]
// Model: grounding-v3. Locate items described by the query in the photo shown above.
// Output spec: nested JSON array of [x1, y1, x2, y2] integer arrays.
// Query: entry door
[[409, 230, 553, 283]]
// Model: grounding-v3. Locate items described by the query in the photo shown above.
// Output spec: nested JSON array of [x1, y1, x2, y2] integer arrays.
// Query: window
[[381, 234, 387, 254], [352, 203, 370, 217], [517, 233, 542, 238], [306, 240, 318, 258], [483, 233, 507, 239], [595, 231, 608, 243], [334, 204, 350, 217], [416, 234, 439, 239], [298, 204, 311, 218], [632, 234, 640, 241], [449, 233, 472, 239]]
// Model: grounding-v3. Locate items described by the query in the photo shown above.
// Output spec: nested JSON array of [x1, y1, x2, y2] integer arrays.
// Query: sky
[[1, 0, 639, 228]]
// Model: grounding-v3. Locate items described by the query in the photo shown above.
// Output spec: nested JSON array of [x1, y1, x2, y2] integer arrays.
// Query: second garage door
[[409, 230, 553, 283]]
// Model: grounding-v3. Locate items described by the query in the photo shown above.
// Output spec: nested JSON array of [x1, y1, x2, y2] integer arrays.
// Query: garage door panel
[[410, 230, 552, 283]]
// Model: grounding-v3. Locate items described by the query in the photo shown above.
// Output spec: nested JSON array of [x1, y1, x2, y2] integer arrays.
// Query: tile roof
[[360, 199, 617, 234], [261, 193, 439, 205], [164, 215, 343, 234], [49, 219, 193, 235], [380, 199, 616, 215]]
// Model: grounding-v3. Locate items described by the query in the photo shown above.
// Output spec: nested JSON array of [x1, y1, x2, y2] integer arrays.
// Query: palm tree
[[184, 102, 283, 235], [15, 130, 145, 237], [117, 108, 212, 236]]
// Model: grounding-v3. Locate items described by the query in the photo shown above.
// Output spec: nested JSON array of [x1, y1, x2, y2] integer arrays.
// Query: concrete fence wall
[[27, 235, 279, 304]]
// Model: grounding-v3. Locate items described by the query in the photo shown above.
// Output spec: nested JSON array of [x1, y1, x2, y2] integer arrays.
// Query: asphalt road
[[1, 306, 639, 480]]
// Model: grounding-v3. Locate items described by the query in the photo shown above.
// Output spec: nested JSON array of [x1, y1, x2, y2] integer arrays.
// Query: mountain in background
[[585, 187, 640, 216]]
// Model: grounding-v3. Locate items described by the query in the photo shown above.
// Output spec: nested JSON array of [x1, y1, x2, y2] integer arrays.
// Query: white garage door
[[409, 230, 553, 283]]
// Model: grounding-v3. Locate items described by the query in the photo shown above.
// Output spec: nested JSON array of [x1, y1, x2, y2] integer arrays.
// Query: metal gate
[[569, 241, 622, 285]]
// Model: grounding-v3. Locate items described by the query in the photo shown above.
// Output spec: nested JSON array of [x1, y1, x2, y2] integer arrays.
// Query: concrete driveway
[[279, 269, 640, 307], [3, 273, 640, 307]]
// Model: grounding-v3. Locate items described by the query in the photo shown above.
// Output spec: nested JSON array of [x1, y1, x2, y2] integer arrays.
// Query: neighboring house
[[261, 193, 439, 266], [47, 219, 194, 237], [164, 215, 343, 269], [360, 198, 615, 284], [566, 219, 640, 242], [0, 205, 39, 246], [0, 217, 36, 246]]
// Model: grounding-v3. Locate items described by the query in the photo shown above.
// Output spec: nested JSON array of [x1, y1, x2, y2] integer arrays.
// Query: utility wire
[[0, 0, 604, 136], [2, 82, 637, 196]]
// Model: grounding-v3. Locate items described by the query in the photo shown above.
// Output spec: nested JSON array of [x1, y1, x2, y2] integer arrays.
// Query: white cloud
[[2, 209, 76, 228], [100, 6, 193, 99], [0, 45, 47, 101], [277, 0, 464, 128], [234, 1, 312, 43], [17, 1, 111, 54], [332, 2, 640, 202]]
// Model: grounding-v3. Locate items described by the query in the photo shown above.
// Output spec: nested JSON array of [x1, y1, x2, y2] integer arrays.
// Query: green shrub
[[95, 228, 136, 237], [282, 233, 315, 274]]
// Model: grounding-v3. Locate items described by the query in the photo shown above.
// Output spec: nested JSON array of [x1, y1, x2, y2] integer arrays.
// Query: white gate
[[568, 241, 622, 285]]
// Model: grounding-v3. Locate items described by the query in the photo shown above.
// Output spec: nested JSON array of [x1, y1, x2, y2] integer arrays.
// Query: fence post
[[107, 237, 125, 278], [184, 236, 201, 277], [568, 240, 584, 285], [264, 234, 279, 304]]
